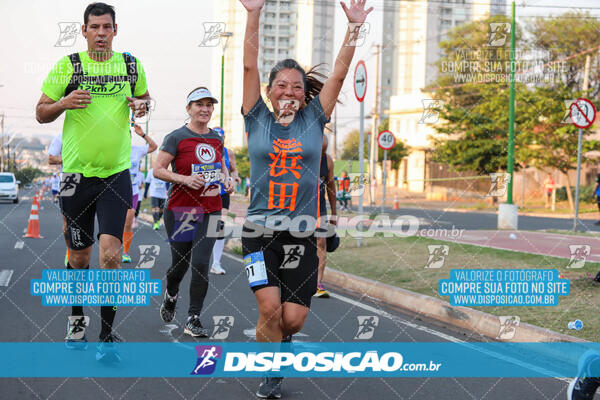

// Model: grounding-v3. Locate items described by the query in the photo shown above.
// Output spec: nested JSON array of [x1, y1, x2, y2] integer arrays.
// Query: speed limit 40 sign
[[377, 130, 395, 150]]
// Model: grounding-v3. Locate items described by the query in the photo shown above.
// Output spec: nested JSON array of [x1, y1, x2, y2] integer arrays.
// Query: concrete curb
[[322, 267, 585, 343]]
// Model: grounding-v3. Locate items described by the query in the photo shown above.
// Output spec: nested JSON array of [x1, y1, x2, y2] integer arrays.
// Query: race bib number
[[243, 251, 268, 287], [192, 163, 221, 185]]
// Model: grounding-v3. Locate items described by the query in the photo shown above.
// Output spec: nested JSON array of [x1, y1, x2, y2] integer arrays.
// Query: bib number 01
[[243, 251, 268, 287]]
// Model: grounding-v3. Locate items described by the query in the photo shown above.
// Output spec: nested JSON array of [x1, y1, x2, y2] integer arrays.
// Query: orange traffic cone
[[24, 195, 43, 238], [393, 194, 399, 210]]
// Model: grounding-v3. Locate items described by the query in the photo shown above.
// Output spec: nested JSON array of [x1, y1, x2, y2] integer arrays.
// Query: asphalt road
[[365, 204, 600, 232], [0, 191, 578, 399]]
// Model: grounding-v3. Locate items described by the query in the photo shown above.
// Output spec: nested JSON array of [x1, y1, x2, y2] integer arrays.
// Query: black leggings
[[164, 209, 220, 316]]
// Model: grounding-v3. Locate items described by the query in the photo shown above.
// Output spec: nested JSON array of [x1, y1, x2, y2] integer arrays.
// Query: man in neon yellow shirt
[[36, 2, 150, 359]]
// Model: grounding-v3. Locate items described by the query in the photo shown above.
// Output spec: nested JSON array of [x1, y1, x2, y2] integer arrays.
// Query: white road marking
[[14, 241, 24, 249], [159, 324, 179, 343], [138, 219, 152, 227], [0, 270, 14, 286]]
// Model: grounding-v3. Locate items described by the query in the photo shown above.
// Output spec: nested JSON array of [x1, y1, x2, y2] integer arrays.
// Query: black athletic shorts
[[241, 222, 318, 308], [151, 197, 166, 209], [59, 170, 132, 250], [220, 192, 230, 210]]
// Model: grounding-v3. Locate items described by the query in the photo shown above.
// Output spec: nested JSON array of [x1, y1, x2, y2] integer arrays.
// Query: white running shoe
[[210, 263, 226, 275]]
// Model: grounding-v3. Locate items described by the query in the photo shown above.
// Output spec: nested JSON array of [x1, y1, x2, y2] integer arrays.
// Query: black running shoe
[[568, 350, 600, 400], [256, 377, 283, 399], [184, 315, 209, 337], [594, 271, 600, 283], [160, 290, 178, 323], [96, 333, 123, 363]]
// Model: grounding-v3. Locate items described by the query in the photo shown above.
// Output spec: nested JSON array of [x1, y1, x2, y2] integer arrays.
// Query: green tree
[[518, 85, 600, 211], [233, 146, 250, 180], [341, 129, 369, 160], [14, 167, 43, 185], [430, 14, 524, 174], [516, 12, 600, 210], [529, 11, 600, 97]]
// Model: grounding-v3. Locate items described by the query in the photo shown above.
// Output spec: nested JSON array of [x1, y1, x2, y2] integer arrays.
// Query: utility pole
[[506, 1, 516, 205], [498, 1, 518, 230], [332, 105, 337, 160], [573, 54, 591, 231], [369, 44, 380, 206], [220, 32, 233, 129], [0, 112, 4, 172]]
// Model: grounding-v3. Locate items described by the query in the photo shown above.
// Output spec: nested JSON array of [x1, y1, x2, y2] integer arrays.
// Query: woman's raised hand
[[340, 0, 373, 24], [239, 0, 265, 12]]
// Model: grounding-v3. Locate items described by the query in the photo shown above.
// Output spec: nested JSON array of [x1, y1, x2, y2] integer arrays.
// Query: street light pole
[[507, 0, 516, 205], [0, 112, 4, 173], [219, 32, 233, 129]]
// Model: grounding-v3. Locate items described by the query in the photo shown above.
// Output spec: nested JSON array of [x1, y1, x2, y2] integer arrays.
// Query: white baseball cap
[[187, 88, 218, 104]]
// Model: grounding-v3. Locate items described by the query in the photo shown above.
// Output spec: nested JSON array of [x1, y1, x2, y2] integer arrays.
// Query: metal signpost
[[377, 130, 395, 213], [569, 98, 596, 231], [354, 60, 367, 247]]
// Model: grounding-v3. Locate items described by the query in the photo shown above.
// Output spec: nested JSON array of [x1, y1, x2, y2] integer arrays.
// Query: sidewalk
[[431, 229, 600, 262]]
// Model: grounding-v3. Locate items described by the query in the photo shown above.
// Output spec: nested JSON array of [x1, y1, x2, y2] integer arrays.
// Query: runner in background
[[146, 168, 168, 230], [336, 170, 350, 210], [48, 133, 70, 266], [50, 173, 61, 203], [153, 87, 233, 337], [594, 169, 600, 226], [314, 135, 337, 298], [240, 0, 371, 397], [132, 171, 144, 229], [210, 127, 241, 275], [543, 173, 554, 209], [122, 124, 157, 263]]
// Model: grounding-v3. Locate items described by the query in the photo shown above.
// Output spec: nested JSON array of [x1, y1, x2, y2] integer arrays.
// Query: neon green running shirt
[[41, 51, 148, 178]]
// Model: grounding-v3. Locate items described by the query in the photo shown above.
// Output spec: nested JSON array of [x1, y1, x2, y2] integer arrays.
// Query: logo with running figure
[[55, 22, 80, 47], [191, 345, 222, 375], [199, 22, 226, 47], [496, 316, 520, 340], [567, 244, 591, 269], [66, 315, 89, 340], [170, 208, 201, 242], [486, 173, 511, 197], [425, 245, 449, 269], [419, 99, 444, 124], [210, 316, 234, 339], [354, 316, 379, 340], [280, 245, 305, 269], [195, 144, 216, 163], [488, 23, 510, 47], [345, 22, 370, 47], [136, 245, 160, 269], [59, 173, 81, 197]]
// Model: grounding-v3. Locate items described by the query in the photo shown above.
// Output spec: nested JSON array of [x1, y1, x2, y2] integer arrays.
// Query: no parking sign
[[569, 98, 596, 129]]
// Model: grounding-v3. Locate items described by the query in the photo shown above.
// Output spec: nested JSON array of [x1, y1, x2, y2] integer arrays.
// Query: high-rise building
[[381, 0, 506, 192], [212, 0, 335, 149]]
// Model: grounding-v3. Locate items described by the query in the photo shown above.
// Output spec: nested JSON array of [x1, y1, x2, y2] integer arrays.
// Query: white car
[[0, 173, 19, 203]]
